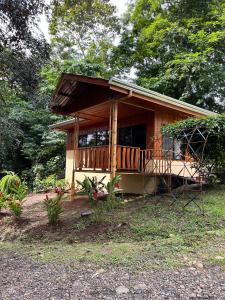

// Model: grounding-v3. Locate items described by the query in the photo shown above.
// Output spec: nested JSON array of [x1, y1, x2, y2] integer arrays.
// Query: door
[[118, 124, 146, 149]]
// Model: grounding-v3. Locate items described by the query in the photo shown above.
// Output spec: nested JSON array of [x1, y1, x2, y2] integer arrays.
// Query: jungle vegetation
[[0, 0, 225, 189]]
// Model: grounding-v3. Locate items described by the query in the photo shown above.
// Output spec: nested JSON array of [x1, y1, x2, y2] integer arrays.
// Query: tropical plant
[[0, 172, 21, 194], [0, 172, 27, 217], [0, 191, 7, 211], [43, 194, 64, 224], [104, 175, 122, 201], [76, 176, 105, 206], [7, 199, 23, 218]]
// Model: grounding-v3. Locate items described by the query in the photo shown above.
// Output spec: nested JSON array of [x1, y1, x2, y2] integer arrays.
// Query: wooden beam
[[110, 101, 118, 179], [120, 100, 154, 112], [70, 114, 79, 201]]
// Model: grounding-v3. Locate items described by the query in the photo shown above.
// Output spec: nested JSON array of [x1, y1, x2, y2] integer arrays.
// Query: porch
[[74, 145, 170, 174]]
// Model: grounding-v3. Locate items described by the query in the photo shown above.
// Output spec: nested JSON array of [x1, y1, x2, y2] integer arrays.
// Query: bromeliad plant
[[76, 176, 105, 206], [43, 188, 64, 224]]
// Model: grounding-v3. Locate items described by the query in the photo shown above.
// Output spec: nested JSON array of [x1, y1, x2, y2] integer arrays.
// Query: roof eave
[[109, 77, 217, 117]]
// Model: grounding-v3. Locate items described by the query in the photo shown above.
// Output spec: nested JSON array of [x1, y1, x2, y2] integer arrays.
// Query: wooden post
[[70, 114, 79, 201], [110, 101, 118, 179]]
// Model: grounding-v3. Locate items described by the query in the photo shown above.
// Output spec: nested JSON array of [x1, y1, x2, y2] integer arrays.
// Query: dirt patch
[[0, 193, 90, 241], [0, 193, 129, 243]]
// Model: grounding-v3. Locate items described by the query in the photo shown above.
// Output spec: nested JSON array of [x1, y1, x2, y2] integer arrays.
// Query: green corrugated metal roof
[[109, 77, 217, 116]]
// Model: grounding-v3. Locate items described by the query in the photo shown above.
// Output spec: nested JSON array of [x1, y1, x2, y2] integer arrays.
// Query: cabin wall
[[154, 109, 189, 149]]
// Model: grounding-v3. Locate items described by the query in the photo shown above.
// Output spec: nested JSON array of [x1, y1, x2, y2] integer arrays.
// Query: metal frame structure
[[143, 125, 211, 212]]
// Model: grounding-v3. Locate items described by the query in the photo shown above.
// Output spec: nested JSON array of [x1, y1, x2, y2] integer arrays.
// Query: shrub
[[35, 174, 57, 192], [0, 171, 21, 194], [34, 174, 68, 193], [0, 191, 7, 211], [0, 172, 27, 218], [43, 193, 64, 224], [8, 199, 23, 218], [55, 178, 69, 192]]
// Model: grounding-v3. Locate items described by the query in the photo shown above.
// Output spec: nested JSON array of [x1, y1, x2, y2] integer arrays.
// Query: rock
[[92, 268, 105, 278], [133, 283, 148, 291], [194, 262, 204, 269], [116, 285, 130, 295], [81, 210, 93, 217]]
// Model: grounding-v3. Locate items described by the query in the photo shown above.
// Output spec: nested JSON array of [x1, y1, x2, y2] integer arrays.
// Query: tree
[[0, 0, 49, 99], [0, 0, 66, 187], [49, 0, 119, 58], [43, 0, 120, 88], [116, 0, 225, 112]]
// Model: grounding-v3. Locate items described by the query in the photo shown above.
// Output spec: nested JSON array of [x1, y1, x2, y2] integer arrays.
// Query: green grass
[[0, 185, 225, 269]]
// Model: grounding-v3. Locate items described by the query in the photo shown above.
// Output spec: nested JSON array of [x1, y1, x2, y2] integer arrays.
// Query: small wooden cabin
[[50, 73, 215, 194]]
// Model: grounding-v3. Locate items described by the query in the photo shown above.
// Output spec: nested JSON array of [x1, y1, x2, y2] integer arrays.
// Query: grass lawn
[[0, 184, 225, 270]]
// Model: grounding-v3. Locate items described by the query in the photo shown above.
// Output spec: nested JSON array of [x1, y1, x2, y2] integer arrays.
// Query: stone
[[116, 285, 130, 295], [92, 268, 105, 278], [194, 262, 204, 269], [133, 283, 148, 291]]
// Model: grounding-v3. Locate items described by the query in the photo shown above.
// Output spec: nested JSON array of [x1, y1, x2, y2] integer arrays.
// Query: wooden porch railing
[[117, 146, 140, 171], [140, 149, 173, 174], [75, 146, 177, 173], [75, 145, 141, 171], [75, 146, 109, 170]]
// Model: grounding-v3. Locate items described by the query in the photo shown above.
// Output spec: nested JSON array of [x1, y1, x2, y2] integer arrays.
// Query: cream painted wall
[[117, 173, 159, 194]]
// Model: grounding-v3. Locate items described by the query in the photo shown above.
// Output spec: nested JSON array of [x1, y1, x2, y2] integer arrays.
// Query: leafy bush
[[76, 176, 105, 206], [34, 174, 68, 193], [162, 114, 225, 182], [43, 193, 64, 224], [0, 172, 27, 217], [35, 174, 57, 192], [0, 171, 21, 194], [8, 200, 23, 218]]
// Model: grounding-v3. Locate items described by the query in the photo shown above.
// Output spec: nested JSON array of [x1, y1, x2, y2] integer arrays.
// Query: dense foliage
[[116, 0, 225, 112], [0, 1, 65, 186]]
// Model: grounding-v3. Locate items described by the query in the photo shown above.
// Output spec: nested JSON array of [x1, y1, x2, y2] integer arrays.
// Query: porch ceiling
[[51, 100, 151, 132]]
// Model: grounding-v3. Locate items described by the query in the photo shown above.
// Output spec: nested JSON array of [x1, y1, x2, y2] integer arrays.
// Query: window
[[162, 134, 173, 151], [162, 134, 183, 160], [78, 130, 108, 147], [174, 138, 182, 160]]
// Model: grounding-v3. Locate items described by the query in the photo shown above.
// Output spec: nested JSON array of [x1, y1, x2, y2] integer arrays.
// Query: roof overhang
[[50, 73, 217, 119]]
